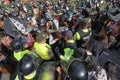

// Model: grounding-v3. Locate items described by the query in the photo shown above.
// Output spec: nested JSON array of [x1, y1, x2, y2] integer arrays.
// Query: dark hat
[[63, 30, 73, 39], [80, 20, 87, 26], [36, 33, 48, 42]]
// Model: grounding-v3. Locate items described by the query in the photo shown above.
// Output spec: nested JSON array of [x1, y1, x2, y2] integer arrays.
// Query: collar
[[82, 29, 88, 32], [66, 40, 74, 43]]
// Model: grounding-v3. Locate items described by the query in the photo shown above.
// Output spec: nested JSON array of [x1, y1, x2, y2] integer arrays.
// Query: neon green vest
[[60, 48, 74, 62], [14, 50, 30, 61], [34, 42, 52, 60]]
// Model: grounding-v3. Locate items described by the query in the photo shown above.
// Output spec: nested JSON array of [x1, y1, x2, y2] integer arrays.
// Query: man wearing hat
[[11, 51, 41, 80], [58, 30, 76, 62], [34, 32, 54, 60]]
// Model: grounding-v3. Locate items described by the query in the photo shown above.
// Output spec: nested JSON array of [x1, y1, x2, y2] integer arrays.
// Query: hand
[[86, 50, 92, 55], [0, 54, 6, 61], [55, 38, 59, 41]]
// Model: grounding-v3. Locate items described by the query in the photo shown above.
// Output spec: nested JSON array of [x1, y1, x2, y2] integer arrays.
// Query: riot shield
[[3, 17, 33, 38]]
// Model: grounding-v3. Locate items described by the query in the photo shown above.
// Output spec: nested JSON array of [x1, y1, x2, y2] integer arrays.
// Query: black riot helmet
[[11, 37, 28, 52], [68, 59, 88, 80], [18, 53, 40, 76]]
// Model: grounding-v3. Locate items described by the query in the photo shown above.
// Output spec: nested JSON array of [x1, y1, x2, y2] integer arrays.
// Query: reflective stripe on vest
[[78, 28, 91, 42], [15, 75, 19, 80]]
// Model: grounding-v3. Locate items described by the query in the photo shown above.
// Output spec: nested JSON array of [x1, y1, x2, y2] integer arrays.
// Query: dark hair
[[80, 21, 87, 29]]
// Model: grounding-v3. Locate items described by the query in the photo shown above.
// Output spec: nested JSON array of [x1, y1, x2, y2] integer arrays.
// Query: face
[[39, 39, 46, 44], [1, 36, 13, 47], [42, 39, 47, 43]]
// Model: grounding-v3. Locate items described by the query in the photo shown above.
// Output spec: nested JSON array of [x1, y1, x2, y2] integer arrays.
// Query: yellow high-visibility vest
[[34, 42, 52, 60]]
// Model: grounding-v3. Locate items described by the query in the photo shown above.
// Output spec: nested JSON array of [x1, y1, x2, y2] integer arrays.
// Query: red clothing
[[55, 16, 60, 21], [4, 0, 9, 4], [25, 34, 34, 47]]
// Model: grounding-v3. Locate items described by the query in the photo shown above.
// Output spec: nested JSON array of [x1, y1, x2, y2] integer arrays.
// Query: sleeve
[[74, 32, 81, 40], [60, 48, 74, 61], [49, 34, 56, 45], [45, 44, 54, 58]]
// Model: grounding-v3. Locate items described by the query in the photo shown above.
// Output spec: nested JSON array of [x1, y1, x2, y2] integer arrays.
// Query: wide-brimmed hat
[[54, 10, 63, 16], [54, 12, 63, 16], [36, 33, 48, 42]]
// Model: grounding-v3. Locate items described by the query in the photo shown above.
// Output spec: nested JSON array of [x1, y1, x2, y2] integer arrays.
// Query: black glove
[[55, 47, 61, 57]]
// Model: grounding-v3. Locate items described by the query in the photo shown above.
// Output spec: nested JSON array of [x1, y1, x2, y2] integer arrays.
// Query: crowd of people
[[0, 0, 120, 80]]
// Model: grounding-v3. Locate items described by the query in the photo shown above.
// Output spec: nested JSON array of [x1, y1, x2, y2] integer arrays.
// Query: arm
[[74, 32, 81, 40], [49, 34, 59, 45], [60, 48, 74, 61]]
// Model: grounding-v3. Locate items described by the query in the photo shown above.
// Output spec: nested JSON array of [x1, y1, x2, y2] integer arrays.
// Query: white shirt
[[53, 18, 59, 30], [49, 34, 56, 45]]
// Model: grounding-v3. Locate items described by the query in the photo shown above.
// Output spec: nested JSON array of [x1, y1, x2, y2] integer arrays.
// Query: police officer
[[74, 19, 92, 48], [33, 32, 54, 60], [11, 37, 30, 61], [59, 30, 75, 62], [10, 51, 41, 80], [60, 58, 88, 80], [67, 59, 88, 80]]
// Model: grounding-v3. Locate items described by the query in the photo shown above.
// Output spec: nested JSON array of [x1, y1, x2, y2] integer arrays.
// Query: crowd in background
[[0, 0, 120, 80]]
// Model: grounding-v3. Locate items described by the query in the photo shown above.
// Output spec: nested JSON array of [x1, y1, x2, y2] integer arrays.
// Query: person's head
[[80, 20, 88, 29], [63, 30, 73, 40], [1, 34, 13, 47], [68, 60, 88, 80], [11, 37, 28, 52], [35, 32, 48, 43], [18, 53, 40, 79]]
